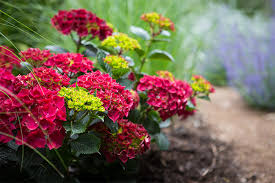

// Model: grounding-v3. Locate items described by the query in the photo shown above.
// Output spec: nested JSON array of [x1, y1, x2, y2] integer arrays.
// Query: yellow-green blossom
[[59, 87, 105, 112], [104, 55, 129, 69], [141, 12, 175, 31], [101, 33, 141, 52], [191, 75, 215, 94], [156, 70, 175, 82], [104, 55, 129, 78]]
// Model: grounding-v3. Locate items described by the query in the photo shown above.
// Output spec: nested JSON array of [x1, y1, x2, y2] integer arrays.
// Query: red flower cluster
[[51, 9, 113, 40], [0, 68, 16, 92], [128, 72, 136, 81], [0, 84, 66, 149], [92, 119, 150, 163], [44, 53, 94, 77], [0, 46, 20, 71], [0, 67, 67, 149], [20, 48, 51, 67], [13, 67, 70, 92], [0, 68, 16, 143], [77, 71, 133, 122], [137, 75, 193, 120]]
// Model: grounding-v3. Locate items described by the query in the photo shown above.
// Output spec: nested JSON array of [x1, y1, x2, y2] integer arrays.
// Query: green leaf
[[128, 109, 141, 124], [198, 95, 211, 101], [148, 49, 175, 62], [159, 119, 171, 128], [148, 110, 161, 122], [71, 114, 90, 135], [130, 26, 151, 40], [45, 45, 69, 53], [143, 118, 160, 134], [134, 48, 145, 56], [154, 133, 170, 150], [185, 100, 196, 112], [83, 49, 96, 57], [117, 78, 133, 90], [82, 41, 98, 57], [160, 30, 171, 37], [96, 50, 111, 73], [104, 116, 118, 133], [71, 133, 100, 155], [152, 38, 171, 43]]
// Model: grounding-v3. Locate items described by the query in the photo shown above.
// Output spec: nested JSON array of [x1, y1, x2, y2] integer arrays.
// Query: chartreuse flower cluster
[[191, 75, 215, 95], [141, 12, 175, 31], [156, 70, 175, 81], [59, 87, 105, 112], [104, 55, 129, 77], [101, 33, 141, 52]]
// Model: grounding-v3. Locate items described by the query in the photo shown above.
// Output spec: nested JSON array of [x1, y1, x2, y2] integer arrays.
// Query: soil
[[139, 87, 275, 183]]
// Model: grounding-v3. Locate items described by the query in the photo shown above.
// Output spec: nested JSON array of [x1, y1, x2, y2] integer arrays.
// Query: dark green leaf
[[82, 41, 98, 57], [17, 146, 43, 168], [154, 133, 170, 150], [104, 116, 118, 133], [135, 48, 145, 56], [71, 133, 100, 155], [96, 50, 111, 73], [71, 113, 90, 135], [45, 45, 69, 53], [0, 145, 17, 165], [26, 163, 63, 183], [148, 49, 175, 62], [130, 26, 151, 40], [128, 109, 141, 124], [198, 95, 211, 101], [148, 110, 161, 123], [142, 118, 160, 134], [82, 49, 97, 57], [117, 78, 133, 90]]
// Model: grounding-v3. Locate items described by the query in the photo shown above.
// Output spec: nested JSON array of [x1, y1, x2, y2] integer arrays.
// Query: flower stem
[[54, 149, 68, 172], [76, 37, 82, 53]]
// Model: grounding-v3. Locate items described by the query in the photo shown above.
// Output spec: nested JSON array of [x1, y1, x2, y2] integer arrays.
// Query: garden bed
[[139, 120, 242, 183]]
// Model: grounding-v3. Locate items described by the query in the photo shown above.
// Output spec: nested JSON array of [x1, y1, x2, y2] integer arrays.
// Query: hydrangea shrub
[[0, 9, 214, 182]]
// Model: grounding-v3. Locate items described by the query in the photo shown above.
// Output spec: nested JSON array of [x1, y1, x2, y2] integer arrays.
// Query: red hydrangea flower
[[12, 86, 66, 149], [51, 9, 113, 40], [137, 74, 193, 120], [92, 119, 150, 163], [0, 68, 16, 92], [0, 68, 16, 143], [0, 68, 67, 149], [128, 72, 136, 81], [77, 71, 133, 122], [13, 67, 70, 92], [44, 53, 94, 77], [0, 45, 21, 71], [20, 48, 51, 67]]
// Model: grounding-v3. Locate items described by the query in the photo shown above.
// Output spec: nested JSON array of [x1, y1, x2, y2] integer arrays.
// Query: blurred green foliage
[[0, 0, 271, 80], [214, 0, 272, 15], [0, 0, 62, 50]]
